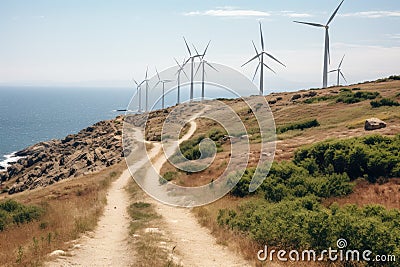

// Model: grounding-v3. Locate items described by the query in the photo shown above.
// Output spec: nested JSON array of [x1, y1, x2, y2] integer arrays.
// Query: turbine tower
[[174, 57, 189, 105], [195, 55, 218, 101], [182, 37, 209, 101], [329, 55, 347, 86], [154, 68, 173, 109], [242, 22, 286, 95], [294, 0, 345, 88]]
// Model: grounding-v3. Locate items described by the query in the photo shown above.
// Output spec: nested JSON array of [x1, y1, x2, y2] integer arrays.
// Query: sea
[[0, 86, 134, 168]]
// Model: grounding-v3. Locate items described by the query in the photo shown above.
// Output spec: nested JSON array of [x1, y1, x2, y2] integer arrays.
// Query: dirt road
[[46, 120, 251, 266]]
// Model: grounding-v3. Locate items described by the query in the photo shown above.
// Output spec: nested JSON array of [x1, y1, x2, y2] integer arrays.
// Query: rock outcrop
[[365, 118, 387, 131], [0, 116, 126, 194]]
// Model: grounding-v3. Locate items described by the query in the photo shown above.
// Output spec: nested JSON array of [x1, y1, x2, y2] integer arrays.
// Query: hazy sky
[[0, 0, 399, 91]]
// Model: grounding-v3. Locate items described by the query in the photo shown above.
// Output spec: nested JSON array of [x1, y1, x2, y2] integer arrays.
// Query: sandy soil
[[45, 169, 134, 266]]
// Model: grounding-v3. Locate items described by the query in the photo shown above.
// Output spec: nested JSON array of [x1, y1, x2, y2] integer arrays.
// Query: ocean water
[[0, 86, 133, 167]]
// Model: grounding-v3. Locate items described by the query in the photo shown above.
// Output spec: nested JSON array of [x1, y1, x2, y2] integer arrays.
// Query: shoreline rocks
[[1, 116, 126, 194]]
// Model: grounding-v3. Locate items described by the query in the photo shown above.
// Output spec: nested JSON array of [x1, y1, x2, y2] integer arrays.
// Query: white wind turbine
[[294, 0, 345, 88], [133, 67, 148, 113], [154, 68, 173, 109], [174, 57, 189, 105], [329, 55, 347, 86], [132, 78, 144, 112], [242, 22, 286, 95], [195, 48, 218, 100], [182, 37, 209, 101]]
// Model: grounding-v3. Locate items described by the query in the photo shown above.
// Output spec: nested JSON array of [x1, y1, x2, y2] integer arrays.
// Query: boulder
[[365, 118, 387, 131]]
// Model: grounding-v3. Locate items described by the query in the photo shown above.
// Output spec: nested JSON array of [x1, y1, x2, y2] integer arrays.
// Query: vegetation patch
[[0, 200, 43, 231], [370, 98, 400, 108], [336, 91, 380, 104], [304, 89, 380, 104], [277, 119, 320, 134], [294, 134, 400, 182], [218, 197, 400, 258], [221, 135, 400, 262]]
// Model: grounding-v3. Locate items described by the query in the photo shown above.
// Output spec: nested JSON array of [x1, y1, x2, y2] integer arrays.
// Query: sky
[[0, 0, 399, 92]]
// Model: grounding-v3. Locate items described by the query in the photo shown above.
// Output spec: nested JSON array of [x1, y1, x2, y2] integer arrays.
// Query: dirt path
[[45, 169, 133, 266], [147, 120, 252, 267], [46, 120, 251, 267]]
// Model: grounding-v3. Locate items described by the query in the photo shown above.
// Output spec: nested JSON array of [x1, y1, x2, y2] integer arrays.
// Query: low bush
[[0, 200, 43, 231], [294, 134, 400, 181], [370, 98, 400, 108], [336, 91, 380, 104], [218, 199, 400, 259], [277, 119, 320, 134]]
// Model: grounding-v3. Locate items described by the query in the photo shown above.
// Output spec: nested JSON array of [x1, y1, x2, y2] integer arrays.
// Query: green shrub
[[370, 98, 400, 108], [0, 200, 43, 230], [303, 95, 336, 104], [218, 199, 400, 257], [336, 91, 380, 104], [294, 134, 400, 181], [277, 119, 320, 134]]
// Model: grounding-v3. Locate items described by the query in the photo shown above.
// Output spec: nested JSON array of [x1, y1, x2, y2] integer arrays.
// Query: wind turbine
[[242, 22, 286, 95], [154, 68, 173, 109], [174, 57, 189, 104], [132, 77, 144, 112], [133, 67, 149, 113], [182, 37, 209, 101], [195, 52, 218, 101], [329, 54, 347, 86], [294, 0, 345, 88]]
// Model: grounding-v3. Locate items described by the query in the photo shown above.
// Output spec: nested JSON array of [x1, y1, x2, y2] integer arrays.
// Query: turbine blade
[[259, 22, 264, 51], [340, 71, 347, 83], [252, 40, 259, 56], [192, 44, 200, 55], [242, 54, 261, 67], [194, 61, 202, 77], [183, 36, 191, 55], [181, 68, 190, 80], [133, 77, 139, 86], [206, 62, 218, 72], [328, 70, 337, 73], [327, 0, 345, 26], [264, 52, 286, 67], [155, 67, 161, 81], [152, 81, 161, 89], [174, 57, 182, 68], [263, 63, 276, 74], [252, 62, 261, 82], [293, 21, 325, 27], [203, 40, 211, 57], [145, 66, 148, 80], [338, 54, 345, 68]]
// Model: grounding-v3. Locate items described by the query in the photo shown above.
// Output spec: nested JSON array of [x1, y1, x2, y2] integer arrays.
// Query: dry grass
[[125, 180, 181, 267], [0, 162, 124, 266]]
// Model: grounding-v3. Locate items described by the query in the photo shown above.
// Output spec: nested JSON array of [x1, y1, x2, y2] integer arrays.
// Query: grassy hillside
[[154, 77, 400, 266]]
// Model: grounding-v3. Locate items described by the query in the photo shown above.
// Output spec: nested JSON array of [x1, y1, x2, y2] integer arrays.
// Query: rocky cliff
[[0, 116, 125, 194]]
